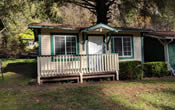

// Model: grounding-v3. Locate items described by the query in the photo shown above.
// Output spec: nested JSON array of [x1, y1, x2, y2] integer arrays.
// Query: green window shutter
[[111, 37, 114, 53], [51, 34, 54, 55], [77, 34, 80, 55], [131, 36, 134, 59], [38, 29, 41, 56]]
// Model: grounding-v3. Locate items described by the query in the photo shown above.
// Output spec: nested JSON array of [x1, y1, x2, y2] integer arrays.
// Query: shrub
[[119, 61, 144, 80], [144, 62, 168, 77]]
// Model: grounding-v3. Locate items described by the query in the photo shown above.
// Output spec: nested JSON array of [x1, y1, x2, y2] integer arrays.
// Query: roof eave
[[144, 33, 175, 39], [119, 29, 153, 33], [28, 25, 79, 31]]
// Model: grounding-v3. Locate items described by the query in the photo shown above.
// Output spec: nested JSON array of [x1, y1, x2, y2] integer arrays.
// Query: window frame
[[53, 34, 78, 55], [112, 35, 134, 59]]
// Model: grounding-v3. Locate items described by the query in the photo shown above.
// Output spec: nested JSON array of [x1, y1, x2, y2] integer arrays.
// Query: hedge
[[119, 61, 144, 80], [143, 62, 168, 77]]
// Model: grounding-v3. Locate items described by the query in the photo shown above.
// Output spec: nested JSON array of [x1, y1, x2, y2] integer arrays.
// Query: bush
[[144, 62, 168, 77], [119, 61, 144, 80]]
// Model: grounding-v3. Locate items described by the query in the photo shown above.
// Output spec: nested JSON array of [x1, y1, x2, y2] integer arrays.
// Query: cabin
[[144, 32, 175, 70], [29, 23, 152, 84]]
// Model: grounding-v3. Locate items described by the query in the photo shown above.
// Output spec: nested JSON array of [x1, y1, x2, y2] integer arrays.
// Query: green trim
[[111, 35, 134, 59], [82, 23, 120, 33], [106, 33, 111, 50], [29, 25, 76, 30], [82, 32, 87, 51], [86, 37, 89, 71], [51, 34, 54, 55], [141, 34, 144, 63], [119, 29, 152, 33], [77, 34, 80, 55], [86, 35, 89, 55], [50, 33, 79, 55], [103, 35, 106, 53], [111, 37, 114, 53], [38, 29, 41, 56]]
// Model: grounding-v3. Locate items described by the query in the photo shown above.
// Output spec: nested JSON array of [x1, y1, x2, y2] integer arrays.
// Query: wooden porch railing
[[37, 54, 119, 84]]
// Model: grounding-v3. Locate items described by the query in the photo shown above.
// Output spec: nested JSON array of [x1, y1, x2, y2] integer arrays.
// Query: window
[[113, 36, 132, 57], [54, 35, 77, 55]]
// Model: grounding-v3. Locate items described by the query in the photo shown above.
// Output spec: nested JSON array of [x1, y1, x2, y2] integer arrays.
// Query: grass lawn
[[0, 58, 175, 110]]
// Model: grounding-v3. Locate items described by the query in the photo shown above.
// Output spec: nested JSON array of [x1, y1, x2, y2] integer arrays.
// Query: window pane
[[55, 37, 65, 55], [66, 37, 76, 55], [113, 38, 122, 56], [123, 37, 131, 56], [54, 35, 77, 55]]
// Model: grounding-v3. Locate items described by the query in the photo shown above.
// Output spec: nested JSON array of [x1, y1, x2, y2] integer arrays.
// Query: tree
[[65, 0, 116, 24], [0, 0, 64, 55]]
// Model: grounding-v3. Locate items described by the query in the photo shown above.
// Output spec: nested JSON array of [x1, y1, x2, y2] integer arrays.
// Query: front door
[[88, 36, 103, 54], [88, 36, 104, 72]]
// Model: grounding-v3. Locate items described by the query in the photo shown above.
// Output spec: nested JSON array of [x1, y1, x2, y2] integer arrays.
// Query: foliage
[[144, 62, 168, 77], [119, 61, 144, 80], [151, 0, 175, 31]]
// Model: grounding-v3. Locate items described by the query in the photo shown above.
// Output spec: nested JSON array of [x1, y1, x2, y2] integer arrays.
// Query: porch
[[37, 54, 119, 84]]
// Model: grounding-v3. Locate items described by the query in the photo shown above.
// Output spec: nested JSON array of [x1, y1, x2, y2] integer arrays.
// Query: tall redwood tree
[[66, 0, 116, 24]]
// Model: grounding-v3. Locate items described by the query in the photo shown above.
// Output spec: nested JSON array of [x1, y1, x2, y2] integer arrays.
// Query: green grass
[[0, 59, 175, 110], [0, 58, 36, 88]]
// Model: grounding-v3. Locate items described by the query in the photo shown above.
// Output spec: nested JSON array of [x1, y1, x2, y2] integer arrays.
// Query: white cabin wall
[[41, 29, 51, 55], [40, 29, 142, 61]]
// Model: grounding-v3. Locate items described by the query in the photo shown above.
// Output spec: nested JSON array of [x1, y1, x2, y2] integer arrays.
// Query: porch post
[[164, 43, 169, 63], [37, 57, 41, 85], [158, 39, 173, 70], [79, 55, 83, 83], [116, 71, 119, 80]]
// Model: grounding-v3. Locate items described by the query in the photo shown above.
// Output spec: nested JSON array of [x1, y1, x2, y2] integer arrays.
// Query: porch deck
[[37, 54, 119, 84]]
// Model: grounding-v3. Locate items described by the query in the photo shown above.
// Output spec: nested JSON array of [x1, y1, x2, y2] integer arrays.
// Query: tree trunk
[[96, 0, 109, 24]]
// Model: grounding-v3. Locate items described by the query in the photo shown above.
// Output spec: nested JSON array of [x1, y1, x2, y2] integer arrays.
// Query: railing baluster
[[102, 54, 104, 72], [56, 56, 58, 74], [68, 56, 69, 74], [100, 54, 102, 72]]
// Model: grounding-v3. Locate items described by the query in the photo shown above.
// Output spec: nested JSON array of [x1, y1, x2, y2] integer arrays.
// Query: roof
[[115, 27, 152, 32], [28, 23, 152, 32], [145, 31, 175, 39], [29, 23, 89, 30]]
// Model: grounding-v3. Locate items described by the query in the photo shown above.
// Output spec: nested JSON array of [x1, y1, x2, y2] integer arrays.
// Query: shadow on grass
[[19, 86, 137, 110], [3, 62, 37, 78], [129, 78, 175, 85]]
